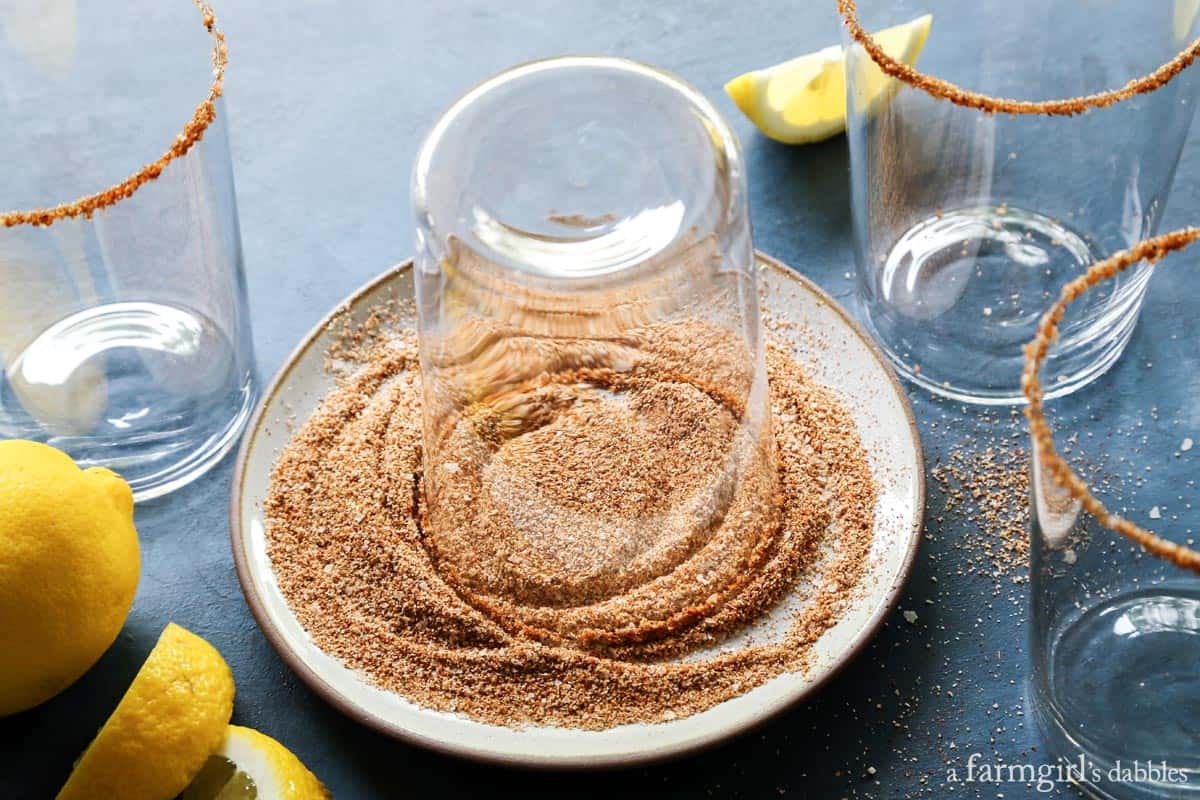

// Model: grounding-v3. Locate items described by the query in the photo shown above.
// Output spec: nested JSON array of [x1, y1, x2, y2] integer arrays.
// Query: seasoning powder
[[265, 312, 877, 729]]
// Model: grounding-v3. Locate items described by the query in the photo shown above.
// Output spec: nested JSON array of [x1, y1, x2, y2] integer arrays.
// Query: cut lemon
[[725, 14, 932, 144], [182, 726, 330, 800], [57, 624, 235, 800], [1177, 0, 1200, 40]]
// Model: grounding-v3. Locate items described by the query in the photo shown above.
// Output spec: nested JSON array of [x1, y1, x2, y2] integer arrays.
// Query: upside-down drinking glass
[[841, 0, 1200, 404], [0, 0, 256, 500], [411, 57, 776, 626], [1026, 230, 1200, 798]]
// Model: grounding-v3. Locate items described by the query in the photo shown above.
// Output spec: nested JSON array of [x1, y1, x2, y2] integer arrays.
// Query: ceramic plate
[[230, 253, 924, 768]]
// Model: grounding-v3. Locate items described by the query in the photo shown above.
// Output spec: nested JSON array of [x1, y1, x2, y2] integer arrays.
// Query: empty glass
[[0, 0, 256, 500], [841, 0, 1200, 404], [1026, 229, 1200, 798], [411, 57, 775, 629]]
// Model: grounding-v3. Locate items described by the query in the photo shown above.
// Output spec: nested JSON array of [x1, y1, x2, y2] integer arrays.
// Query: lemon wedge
[[725, 14, 932, 144], [57, 624, 235, 800], [1177, 0, 1200, 40], [182, 726, 330, 800]]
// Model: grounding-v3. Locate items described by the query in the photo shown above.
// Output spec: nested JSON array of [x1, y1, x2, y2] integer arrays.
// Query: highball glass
[[0, 0, 256, 500], [1027, 231, 1200, 799], [411, 57, 775, 616]]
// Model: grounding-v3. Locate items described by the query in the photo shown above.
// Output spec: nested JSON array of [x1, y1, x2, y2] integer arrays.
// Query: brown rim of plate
[[836, 0, 1200, 115], [228, 252, 927, 768], [1, 0, 226, 228], [1023, 227, 1200, 574]]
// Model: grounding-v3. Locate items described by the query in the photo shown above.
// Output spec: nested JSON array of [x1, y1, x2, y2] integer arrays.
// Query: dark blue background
[[6, 2, 1200, 798]]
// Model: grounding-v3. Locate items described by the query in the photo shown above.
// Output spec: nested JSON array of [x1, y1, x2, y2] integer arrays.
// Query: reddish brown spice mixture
[[265, 312, 878, 728]]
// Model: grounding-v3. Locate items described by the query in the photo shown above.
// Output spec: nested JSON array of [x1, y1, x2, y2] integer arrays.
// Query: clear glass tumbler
[[411, 57, 776, 637], [841, 0, 1200, 404], [0, 0, 256, 500], [1026, 229, 1200, 798]]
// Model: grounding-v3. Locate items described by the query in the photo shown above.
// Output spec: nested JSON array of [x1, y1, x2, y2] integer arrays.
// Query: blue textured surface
[[4, 2, 1200, 798]]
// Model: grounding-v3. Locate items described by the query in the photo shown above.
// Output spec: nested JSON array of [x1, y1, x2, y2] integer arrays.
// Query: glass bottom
[[860, 205, 1150, 404], [1032, 587, 1200, 799], [0, 301, 257, 501]]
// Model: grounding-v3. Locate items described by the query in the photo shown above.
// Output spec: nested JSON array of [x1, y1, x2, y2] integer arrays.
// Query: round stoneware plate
[[231, 253, 925, 768]]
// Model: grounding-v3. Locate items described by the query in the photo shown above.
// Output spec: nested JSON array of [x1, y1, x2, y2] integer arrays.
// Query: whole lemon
[[0, 440, 140, 715]]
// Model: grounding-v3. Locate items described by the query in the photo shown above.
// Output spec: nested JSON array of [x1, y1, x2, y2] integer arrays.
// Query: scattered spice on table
[[931, 440, 1030, 581]]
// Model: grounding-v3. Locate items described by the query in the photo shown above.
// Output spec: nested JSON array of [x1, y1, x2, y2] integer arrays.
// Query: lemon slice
[[57, 624, 235, 800], [1177, 0, 1200, 40], [181, 726, 330, 800], [725, 14, 932, 144]]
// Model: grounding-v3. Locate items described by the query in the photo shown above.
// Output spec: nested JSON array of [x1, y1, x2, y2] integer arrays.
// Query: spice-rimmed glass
[[0, 0, 255, 500], [840, 0, 1200, 404], [1025, 228, 1200, 798], [411, 57, 776, 633]]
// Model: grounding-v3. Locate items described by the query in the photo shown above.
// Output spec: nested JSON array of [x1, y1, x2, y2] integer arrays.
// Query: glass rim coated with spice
[[839, 0, 1200, 405], [410, 56, 780, 642], [0, 0, 256, 500]]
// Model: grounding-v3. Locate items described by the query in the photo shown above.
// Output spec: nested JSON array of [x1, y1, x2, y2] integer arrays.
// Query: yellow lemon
[[182, 725, 331, 800], [57, 623, 235, 800], [0, 439, 139, 715], [725, 14, 932, 144], [1177, 0, 1200, 40]]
